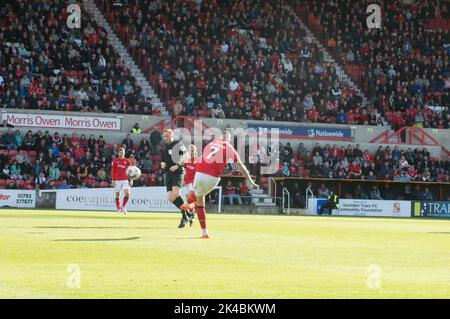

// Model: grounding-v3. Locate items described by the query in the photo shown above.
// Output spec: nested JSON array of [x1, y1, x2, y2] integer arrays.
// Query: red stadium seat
[[0, 179, 6, 186], [8, 150, 18, 156]]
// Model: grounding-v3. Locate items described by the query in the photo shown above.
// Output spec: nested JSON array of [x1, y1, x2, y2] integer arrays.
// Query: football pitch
[[0, 210, 449, 299]]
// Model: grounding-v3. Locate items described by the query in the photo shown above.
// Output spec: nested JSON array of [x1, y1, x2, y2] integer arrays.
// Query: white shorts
[[193, 172, 221, 197], [114, 180, 130, 192], [183, 183, 194, 192]]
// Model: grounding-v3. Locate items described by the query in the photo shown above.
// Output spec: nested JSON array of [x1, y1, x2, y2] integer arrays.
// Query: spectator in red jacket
[[348, 161, 362, 179]]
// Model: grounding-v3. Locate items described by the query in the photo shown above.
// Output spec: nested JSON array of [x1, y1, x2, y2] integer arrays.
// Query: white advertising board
[[55, 187, 177, 212], [2, 112, 121, 131], [307, 198, 411, 218], [0, 190, 35, 208]]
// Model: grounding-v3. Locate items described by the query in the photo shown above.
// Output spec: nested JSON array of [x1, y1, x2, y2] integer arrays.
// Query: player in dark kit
[[161, 128, 191, 228]]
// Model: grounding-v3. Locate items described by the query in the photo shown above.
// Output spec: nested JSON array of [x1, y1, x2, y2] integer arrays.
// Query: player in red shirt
[[183, 144, 199, 226], [111, 147, 135, 214], [186, 131, 258, 238]]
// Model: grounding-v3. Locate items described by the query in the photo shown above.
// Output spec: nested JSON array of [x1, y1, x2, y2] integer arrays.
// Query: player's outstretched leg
[[196, 205, 209, 238]]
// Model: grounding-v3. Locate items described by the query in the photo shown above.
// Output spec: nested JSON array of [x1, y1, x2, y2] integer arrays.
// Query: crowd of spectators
[[2, 0, 448, 130], [0, 0, 156, 115], [301, 0, 450, 129], [275, 141, 449, 183], [221, 179, 252, 205], [106, 0, 375, 124], [0, 128, 166, 190]]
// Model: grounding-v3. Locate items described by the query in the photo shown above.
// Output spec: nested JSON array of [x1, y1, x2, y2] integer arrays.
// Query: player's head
[[189, 144, 197, 159], [118, 147, 125, 159], [162, 128, 174, 144]]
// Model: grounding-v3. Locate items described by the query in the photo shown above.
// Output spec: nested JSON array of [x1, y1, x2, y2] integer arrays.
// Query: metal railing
[[282, 187, 291, 214], [305, 187, 315, 215]]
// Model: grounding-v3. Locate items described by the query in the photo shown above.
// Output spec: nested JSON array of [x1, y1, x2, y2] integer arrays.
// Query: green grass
[[0, 209, 449, 298]]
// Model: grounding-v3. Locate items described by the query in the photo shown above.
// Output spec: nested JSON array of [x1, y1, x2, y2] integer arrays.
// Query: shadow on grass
[[426, 232, 450, 235], [52, 236, 140, 242]]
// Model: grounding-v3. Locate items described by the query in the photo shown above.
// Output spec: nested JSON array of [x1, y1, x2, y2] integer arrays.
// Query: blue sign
[[247, 123, 352, 141], [414, 201, 450, 218], [316, 199, 327, 214]]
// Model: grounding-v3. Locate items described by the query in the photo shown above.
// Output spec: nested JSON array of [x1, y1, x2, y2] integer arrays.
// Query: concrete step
[[250, 189, 265, 194], [254, 202, 277, 207], [292, 7, 368, 106]]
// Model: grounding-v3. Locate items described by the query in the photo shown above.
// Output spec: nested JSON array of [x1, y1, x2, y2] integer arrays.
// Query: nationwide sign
[[247, 123, 352, 141], [413, 201, 450, 218], [1, 112, 121, 131]]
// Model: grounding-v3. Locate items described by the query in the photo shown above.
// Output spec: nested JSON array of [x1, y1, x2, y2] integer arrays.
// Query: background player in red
[[183, 144, 199, 226], [187, 130, 258, 238], [111, 147, 135, 214]]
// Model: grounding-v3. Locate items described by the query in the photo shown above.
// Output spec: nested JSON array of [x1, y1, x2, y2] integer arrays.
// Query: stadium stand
[[0, 0, 448, 204], [0, 127, 448, 190], [295, 0, 450, 129], [98, 0, 376, 124], [0, 0, 154, 114], [97, 0, 449, 128]]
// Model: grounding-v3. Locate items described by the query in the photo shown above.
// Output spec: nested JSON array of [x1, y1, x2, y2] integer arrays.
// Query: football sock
[[122, 196, 129, 208], [173, 196, 187, 219], [115, 198, 121, 209], [196, 206, 207, 230]]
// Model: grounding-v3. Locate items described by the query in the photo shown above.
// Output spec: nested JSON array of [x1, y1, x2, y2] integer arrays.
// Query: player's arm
[[236, 156, 258, 189], [111, 160, 116, 186]]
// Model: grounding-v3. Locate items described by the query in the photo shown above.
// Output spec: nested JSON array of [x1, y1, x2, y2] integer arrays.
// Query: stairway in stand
[[82, 0, 170, 118]]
